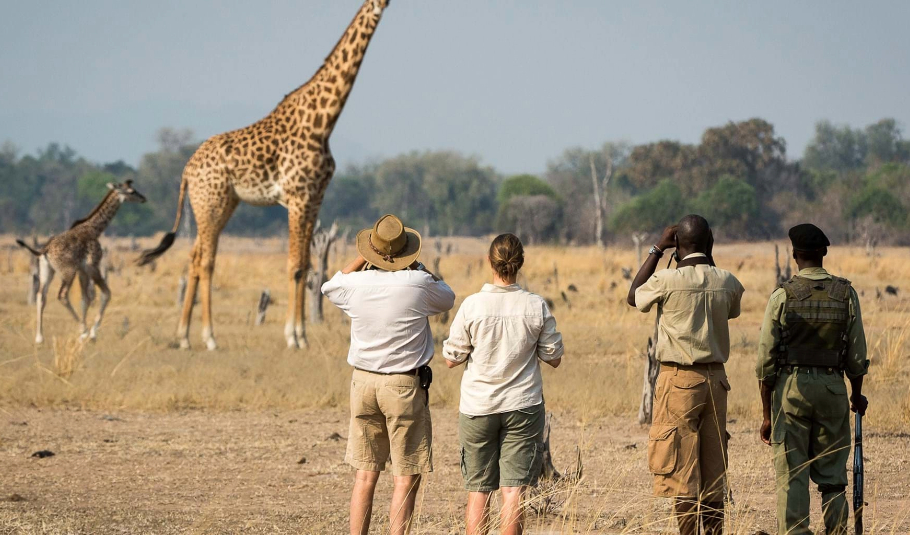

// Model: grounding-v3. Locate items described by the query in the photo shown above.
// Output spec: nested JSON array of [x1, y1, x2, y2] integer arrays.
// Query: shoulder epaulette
[[827, 276, 851, 302], [782, 277, 812, 301]]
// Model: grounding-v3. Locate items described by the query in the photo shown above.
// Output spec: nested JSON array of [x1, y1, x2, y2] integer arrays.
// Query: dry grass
[[1, 235, 909, 533]]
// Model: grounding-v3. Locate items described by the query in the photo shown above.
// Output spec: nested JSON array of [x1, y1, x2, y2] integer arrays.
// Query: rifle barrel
[[853, 413, 864, 534]]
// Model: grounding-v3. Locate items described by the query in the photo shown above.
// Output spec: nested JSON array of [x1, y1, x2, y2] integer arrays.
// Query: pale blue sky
[[1, 1, 908, 175]]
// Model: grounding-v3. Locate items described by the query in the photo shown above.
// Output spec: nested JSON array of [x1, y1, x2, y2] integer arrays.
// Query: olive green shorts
[[459, 404, 546, 492]]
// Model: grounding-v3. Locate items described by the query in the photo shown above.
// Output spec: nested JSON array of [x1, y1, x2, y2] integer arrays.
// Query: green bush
[[611, 179, 686, 233], [689, 176, 758, 236], [848, 187, 907, 227]]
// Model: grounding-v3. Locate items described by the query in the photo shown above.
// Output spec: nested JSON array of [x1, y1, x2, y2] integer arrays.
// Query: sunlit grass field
[[1, 235, 908, 533]]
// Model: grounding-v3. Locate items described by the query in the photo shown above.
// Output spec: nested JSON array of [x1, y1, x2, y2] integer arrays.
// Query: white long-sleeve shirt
[[321, 269, 456, 373], [443, 283, 564, 416]]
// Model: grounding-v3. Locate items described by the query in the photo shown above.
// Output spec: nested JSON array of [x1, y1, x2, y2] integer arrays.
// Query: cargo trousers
[[648, 362, 730, 502], [771, 367, 851, 535]]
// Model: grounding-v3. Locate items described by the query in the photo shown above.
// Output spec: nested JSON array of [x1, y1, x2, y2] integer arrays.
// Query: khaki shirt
[[756, 267, 869, 384], [443, 283, 564, 416], [635, 262, 745, 365]]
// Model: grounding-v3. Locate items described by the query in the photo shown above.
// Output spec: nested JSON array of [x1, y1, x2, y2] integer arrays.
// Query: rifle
[[853, 409, 864, 534]]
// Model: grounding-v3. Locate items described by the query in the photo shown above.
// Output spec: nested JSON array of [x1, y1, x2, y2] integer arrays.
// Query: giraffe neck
[[290, 0, 385, 136], [75, 191, 123, 238]]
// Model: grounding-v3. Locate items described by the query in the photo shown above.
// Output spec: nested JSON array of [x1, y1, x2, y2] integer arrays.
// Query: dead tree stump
[[176, 275, 188, 308], [539, 412, 561, 480], [774, 244, 792, 286], [26, 237, 41, 305], [255, 289, 271, 326], [638, 316, 661, 424], [307, 221, 338, 324]]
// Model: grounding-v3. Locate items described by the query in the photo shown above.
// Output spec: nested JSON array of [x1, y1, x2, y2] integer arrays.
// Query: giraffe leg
[[197, 197, 238, 351], [86, 265, 111, 341], [286, 205, 315, 349], [177, 243, 201, 350], [57, 270, 81, 326], [78, 269, 91, 340], [35, 258, 54, 344]]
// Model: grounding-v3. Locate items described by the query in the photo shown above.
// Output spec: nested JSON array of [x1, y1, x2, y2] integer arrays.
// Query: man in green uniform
[[756, 224, 869, 535]]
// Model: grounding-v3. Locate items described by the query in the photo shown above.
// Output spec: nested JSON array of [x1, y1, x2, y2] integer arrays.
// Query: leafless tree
[[631, 232, 649, 267], [590, 154, 614, 248]]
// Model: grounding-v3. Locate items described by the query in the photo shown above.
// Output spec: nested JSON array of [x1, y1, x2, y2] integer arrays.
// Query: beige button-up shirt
[[443, 284, 564, 416], [635, 258, 745, 365]]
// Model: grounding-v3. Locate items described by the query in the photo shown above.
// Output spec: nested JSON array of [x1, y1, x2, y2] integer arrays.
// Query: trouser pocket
[[648, 425, 678, 475]]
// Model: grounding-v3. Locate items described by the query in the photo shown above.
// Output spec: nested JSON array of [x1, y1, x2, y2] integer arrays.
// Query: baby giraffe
[[17, 181, 146, 343]]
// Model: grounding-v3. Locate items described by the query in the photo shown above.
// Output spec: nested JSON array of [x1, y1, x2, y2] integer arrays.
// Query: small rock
[[103, 438, 116, 443], [568, 284, 578, 292], [728, 419, 738, 424], [297, 457, 307, 464], [5, 494, 25, 502], [886, 285, 899, 296], [623, 444, 637, 450], [31, 450, 55, 459], [100, 415, 122, 422], [326, 432, 343, 441], [288, 419, 298, 424], [10, 421, 27, 426]]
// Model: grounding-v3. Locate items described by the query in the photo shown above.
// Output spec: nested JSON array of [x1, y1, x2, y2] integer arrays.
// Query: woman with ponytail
[[443, 233, 564, 535]]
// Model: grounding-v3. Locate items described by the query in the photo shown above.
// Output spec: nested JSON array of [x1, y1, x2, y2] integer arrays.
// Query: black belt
[[661, 362, 725, 371], [780, 366, 843, 375], [355, 367, 417, 376]]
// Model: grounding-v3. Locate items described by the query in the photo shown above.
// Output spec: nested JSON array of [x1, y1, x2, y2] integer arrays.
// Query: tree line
[[2, 118, 909, 245]]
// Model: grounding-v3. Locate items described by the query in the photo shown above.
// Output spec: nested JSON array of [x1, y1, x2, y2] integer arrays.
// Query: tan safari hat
[[356, 214, 422, 271]]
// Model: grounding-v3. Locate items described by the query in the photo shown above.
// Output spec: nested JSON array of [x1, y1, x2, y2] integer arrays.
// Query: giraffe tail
[[136, 174, 187, 266], [16, 239, 45, 256]]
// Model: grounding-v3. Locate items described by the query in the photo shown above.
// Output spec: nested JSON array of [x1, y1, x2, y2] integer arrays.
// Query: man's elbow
[[626, 294, 637, 307], [547, 358, 562, 369]]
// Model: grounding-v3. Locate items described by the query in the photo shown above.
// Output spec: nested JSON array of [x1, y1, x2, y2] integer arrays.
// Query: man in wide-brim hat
[[322, 214, 455, 535]]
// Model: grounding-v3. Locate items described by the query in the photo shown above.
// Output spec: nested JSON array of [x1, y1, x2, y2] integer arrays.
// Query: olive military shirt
[[635, 254, 745, 365], [756, 267, 869, 385]]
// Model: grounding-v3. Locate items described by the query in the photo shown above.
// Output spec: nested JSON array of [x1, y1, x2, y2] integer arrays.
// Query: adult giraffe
[[139, 0, 390, 350]]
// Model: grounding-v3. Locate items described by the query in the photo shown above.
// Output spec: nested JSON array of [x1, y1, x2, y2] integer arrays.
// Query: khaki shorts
[[648, 363, 730, 501], [459, 404, 545, 492], [346, 368, 432, 476]]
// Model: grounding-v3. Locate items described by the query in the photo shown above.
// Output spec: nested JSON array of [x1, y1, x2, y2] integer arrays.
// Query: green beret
[[788, 223, 830, 251]]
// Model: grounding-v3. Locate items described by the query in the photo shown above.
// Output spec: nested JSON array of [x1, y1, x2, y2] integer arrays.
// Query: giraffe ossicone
[[138, 0, 390, 350]]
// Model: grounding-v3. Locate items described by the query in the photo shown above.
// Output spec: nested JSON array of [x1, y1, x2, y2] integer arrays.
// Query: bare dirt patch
[[1, 409, 908, 534]]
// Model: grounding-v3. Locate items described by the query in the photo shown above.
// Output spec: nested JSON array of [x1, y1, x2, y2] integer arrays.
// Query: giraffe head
[[107, 180, 147, 203], [370, 0, 389, 17]]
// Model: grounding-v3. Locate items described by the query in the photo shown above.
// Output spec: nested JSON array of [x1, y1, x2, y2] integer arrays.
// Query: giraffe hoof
[[286, 337, 300, 349], [205, 338, 218, 351], [35, 335, 44, 345], [179, 339, 191, 350]]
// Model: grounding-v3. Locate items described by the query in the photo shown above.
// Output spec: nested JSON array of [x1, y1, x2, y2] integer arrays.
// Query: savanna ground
[[1, 235, 909, 534]]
